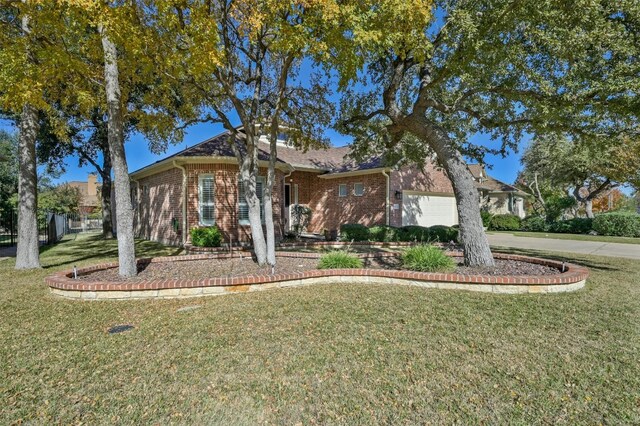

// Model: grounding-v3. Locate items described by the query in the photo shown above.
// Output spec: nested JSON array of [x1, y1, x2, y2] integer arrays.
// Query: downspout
[[381, 169, 390, 226], [173, 160, 188, 246]]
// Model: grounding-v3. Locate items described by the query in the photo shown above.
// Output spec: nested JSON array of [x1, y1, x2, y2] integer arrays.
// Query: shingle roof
[[468, 164, 525, 194], [134, 129, 367, 174]]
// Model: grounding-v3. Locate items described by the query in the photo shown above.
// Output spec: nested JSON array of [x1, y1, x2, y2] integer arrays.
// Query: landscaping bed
[[77, 253, 561, 282]]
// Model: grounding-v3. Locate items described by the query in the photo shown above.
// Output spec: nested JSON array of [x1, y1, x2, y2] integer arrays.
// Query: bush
[[593, 213, 640, 237], [548, 218, 593, 234], [521, 216, 548, 232], [190, 226, 223, 247], [489, 214, 522, 231], [480, 211, 493, 228], [401, 245, 455, 272], [339, 224, 370, 241], [317, 251, 363, 269], [396, 225, 431, 242], [428, 225, 458, 243], [368, 225, 398, 242]]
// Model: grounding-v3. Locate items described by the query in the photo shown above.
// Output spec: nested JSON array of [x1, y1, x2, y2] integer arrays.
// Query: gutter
[[173, 160, 188, 246], [381, 169, 390, 226]]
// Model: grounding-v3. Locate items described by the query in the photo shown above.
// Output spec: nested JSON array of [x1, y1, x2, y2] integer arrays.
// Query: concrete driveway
[[486, 233, 640, 259]]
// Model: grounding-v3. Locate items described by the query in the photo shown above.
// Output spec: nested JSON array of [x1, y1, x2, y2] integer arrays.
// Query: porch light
[[394, 190, 402, 200]]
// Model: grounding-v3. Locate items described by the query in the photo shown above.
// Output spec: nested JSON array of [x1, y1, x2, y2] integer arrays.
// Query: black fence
[[0, 210, 103, 247]]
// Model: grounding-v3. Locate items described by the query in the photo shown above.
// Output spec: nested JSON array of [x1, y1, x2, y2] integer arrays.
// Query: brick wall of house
[[286, 171, 387, 233], [135, 167, 184, 246], [388, 163, 455, 227], [184, 163, 284, 245], [134, 163, 284, 246]]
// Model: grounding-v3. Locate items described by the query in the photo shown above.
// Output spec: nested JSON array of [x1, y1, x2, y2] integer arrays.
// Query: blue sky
[[0, 117, 527, 185]]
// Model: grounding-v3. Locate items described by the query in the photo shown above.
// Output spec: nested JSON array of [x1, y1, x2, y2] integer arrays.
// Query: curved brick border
[[45, 251, 589, 300]]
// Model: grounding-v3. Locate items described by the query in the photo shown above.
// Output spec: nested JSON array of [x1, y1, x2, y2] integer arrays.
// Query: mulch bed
[[78, 255, 561, 282]]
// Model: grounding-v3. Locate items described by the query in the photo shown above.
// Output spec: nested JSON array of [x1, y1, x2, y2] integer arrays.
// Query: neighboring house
[[468, 165, 527, 219], [67, 173, 100, 214], [130, 128, 524, 246]]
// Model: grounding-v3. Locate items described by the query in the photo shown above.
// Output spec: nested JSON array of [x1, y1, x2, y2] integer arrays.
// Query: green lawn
[[1, 234, 639, 424], [489, 230, 640, 245]]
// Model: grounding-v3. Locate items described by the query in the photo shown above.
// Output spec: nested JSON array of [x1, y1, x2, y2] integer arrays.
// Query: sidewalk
[[0, 245, 16, 260], [486, 233, 640, 260]]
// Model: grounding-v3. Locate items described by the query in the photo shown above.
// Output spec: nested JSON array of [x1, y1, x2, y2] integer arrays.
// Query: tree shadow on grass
[[492, 247, 620, 272], [41, 234, 183, 269]]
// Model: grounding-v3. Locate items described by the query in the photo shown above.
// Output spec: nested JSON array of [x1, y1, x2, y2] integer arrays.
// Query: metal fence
[[0, 210, 103, 247]]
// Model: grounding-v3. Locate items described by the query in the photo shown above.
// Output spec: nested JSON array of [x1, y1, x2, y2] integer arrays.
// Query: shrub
[[317, 251, 363, 269], [548, 218, 593, 234], [291, 204, 312, 237], [396, 225, 431, 242], [428, 225, 459, 242], [401, 245, 455, 272], [480, 211, 493, 228], [521, 216, 548, 232], [190, 226, 223, 247], [368, 225, 398, 242], [489, 214, 522, 231], [593, 213, 640, 237], [339, 223, 370, 241]]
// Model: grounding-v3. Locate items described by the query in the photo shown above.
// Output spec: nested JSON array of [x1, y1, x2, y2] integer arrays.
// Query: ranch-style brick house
[[130, 129, 525, 246]]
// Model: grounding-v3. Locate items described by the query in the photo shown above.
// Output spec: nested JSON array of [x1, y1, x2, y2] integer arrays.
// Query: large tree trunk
[[15, 104, 40, 270], [263, 132, 278, 268], [239, 147, 268, 265], [409, 119, 494, 267], [100, 150, 113, 239], [99, 25, 136, 277]]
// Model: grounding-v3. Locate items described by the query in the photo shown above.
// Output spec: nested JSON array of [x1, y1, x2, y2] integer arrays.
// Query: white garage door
[[402, 192, 458, 227]]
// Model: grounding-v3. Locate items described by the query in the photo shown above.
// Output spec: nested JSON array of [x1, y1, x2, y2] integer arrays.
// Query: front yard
[[1, 234, 639, 424]]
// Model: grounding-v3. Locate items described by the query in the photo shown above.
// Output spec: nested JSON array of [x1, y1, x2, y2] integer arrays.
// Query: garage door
[[402, 192, 458, 227]]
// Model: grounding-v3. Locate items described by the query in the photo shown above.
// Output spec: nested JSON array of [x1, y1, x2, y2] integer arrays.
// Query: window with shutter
[[198, 175, 215, 226], [238, 176, 265, 225]]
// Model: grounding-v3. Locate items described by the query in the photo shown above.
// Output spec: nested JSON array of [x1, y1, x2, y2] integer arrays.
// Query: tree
[[38, 184, 81, 215], [36, 111, 116, 238], [592, 189, 628, 214], [0, 131, 19, 221], [155, 1, 335, 267], [1, 4, 40, 269], [520, 134, 640, 218], [37, 1, 200, 276], [338, 0, 640, 266]]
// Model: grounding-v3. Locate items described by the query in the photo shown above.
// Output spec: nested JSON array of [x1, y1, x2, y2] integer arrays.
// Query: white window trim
[[354, 182, 364, 197], [238, 176, 265, 226], [198, 174, 215, 226], [338, 183, 347, 197]]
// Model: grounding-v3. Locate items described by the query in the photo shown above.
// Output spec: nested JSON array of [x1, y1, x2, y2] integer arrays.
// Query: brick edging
[[45, 252, 589, 299]]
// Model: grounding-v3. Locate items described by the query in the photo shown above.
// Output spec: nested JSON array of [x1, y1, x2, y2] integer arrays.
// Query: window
[[238, 176, 265, 225], [198, 175, 215, 226], [354, 183, 364, 196], [338, 184, 347, 197]]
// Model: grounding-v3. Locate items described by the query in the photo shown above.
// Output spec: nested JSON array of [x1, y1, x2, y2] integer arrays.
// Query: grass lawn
[[1, 234, 639, 424], [489, 230, 640, 245]]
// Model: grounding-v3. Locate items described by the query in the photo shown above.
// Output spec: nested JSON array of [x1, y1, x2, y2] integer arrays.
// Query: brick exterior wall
[[134, 163, 284, 246], [133, 159, 455, 246], [286, 171, 387, 233], [135, 167, 184, 246], [389, 164, 455, 227]]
